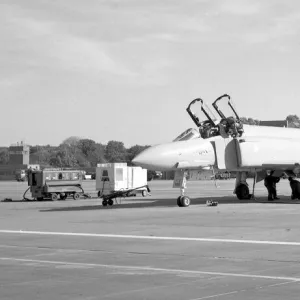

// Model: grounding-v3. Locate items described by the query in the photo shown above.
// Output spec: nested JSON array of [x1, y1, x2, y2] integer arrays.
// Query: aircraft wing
[[261, 163, 300, 173]]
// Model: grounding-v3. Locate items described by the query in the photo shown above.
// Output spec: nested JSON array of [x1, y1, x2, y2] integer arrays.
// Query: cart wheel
[[51, 193, 58, 201], [73, 193, 80, 200], [102, 200, 108, 206], [108, 199, 114, 206], [142, 190, 147, 197]]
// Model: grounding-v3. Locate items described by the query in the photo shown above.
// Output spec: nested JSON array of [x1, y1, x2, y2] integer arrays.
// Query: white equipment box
[[96, 163, 148, 196]]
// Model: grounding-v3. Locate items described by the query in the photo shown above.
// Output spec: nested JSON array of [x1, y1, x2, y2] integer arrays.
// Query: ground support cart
[[100, 185, 151, 207], [24, 168, 89, 201]]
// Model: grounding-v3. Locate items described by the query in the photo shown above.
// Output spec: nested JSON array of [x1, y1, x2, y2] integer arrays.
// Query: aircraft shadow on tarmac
[[40, 195, 300, 212]]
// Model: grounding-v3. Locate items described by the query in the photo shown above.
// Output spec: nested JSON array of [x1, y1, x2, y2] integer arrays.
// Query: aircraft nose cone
[[132, 145, 167, 170], [132, 140, 215, 171]]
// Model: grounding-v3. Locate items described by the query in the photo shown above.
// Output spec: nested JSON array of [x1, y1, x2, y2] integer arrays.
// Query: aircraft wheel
[[108, 199, 114, 206], [51, 193, 58, 201], [180, 196, 191, 207], [177, 196, 183, 207], [73, 193, 80, 200], [236, 184, 250, 200], [142, 190, 147, 197], [102, 200, 108, 206]]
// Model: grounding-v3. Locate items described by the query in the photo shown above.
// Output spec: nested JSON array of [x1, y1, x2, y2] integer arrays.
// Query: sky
[[1, 0, 300, 147]]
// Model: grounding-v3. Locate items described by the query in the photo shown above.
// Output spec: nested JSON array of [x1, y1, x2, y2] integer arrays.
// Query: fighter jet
[[132, 94, 300, 207]]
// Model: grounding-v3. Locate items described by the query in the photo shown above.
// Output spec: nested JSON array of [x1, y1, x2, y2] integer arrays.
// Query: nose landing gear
[[177, 196, 191, 207]]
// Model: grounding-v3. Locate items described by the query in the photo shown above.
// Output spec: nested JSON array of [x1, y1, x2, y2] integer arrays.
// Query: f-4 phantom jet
[[133, 94, 300, 207]]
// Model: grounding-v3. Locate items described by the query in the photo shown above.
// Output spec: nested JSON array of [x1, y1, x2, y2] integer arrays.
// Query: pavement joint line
[[1, 230, 300, 246], [0, 256, 299, 282]]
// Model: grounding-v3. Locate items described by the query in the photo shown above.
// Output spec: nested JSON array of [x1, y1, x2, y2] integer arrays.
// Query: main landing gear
[[234, 171, 254, 200]]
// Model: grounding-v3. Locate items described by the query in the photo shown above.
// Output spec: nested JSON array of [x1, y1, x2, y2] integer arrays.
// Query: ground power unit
[[25, 168, 86, 201], [96, 163, 148, 200]]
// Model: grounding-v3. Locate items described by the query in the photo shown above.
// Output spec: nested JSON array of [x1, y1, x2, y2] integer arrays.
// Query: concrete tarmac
[[1, 179, 300, 299]]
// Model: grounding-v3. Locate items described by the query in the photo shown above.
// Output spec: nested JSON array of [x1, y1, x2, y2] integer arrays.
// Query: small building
[[8, 142, 30, 165], [0, 142, 39, 180]]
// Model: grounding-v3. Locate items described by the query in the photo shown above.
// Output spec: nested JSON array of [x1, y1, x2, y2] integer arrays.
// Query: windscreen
[[173, 128, 200, 141]]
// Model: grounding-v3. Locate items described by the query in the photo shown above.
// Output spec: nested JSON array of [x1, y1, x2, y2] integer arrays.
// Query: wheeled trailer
[[96, 163, 149, 199], [100, 185, 151, 207]]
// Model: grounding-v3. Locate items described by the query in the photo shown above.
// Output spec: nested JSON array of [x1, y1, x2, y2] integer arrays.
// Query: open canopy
[[186, 98, 219, 128], [212, 94, 240, 120]]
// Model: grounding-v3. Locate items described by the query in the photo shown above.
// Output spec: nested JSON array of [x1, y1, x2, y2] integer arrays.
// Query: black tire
[[51, 193, 58, 201], [180, 196, 191, 207], [73, 193, 80, 200], [177, 196, 183, 207], [108, 199, 113, 206], [37, 197, 44, 201], [97, 191, 103, 198], [142, 190, 147, 197], [60, 194, 67, 200], [236, 184, 250, 200], [102, 200, 108, 206]]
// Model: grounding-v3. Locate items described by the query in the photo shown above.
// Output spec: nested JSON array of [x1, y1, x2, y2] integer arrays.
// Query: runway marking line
[[189, 281, 296, 300], [0, 257, 299, 282], [1, 230, 300, 246]]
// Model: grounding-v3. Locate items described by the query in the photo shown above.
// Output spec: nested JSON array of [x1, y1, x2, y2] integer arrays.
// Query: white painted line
[[189, 281, 296, 300], [0, 230, 300, 246], [0, 257, 299, 282]]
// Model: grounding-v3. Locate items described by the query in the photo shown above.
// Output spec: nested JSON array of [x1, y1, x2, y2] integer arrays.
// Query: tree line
[[0, 115, 299, 167], [240, 114, 300, 127], [0, 136, 149, 168]]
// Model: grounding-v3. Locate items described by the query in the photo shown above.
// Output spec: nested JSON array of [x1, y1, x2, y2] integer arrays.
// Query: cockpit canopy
[[186, 94, 244, 139]]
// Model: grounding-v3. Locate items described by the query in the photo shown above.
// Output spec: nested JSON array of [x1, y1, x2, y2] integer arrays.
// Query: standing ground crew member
[[288, 177, 300, 200], [264, 171, 280, 201]]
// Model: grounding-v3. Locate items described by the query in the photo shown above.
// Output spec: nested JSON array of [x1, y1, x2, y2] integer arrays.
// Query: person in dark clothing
[[264, 171, 280, 201], [288, 177, 300, 200]]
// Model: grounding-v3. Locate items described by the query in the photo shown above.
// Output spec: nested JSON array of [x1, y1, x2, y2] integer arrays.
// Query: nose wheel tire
[[177, 196, 191, 207], [177, 196, 183, 207]]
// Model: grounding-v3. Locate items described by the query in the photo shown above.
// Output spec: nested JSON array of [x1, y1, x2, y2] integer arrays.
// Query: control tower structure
[[8, 142, 30, 165]]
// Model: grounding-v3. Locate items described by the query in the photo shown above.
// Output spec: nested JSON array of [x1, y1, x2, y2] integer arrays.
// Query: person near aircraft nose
[[264, 171, 280, 201], [288, 176, 300, 200]]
